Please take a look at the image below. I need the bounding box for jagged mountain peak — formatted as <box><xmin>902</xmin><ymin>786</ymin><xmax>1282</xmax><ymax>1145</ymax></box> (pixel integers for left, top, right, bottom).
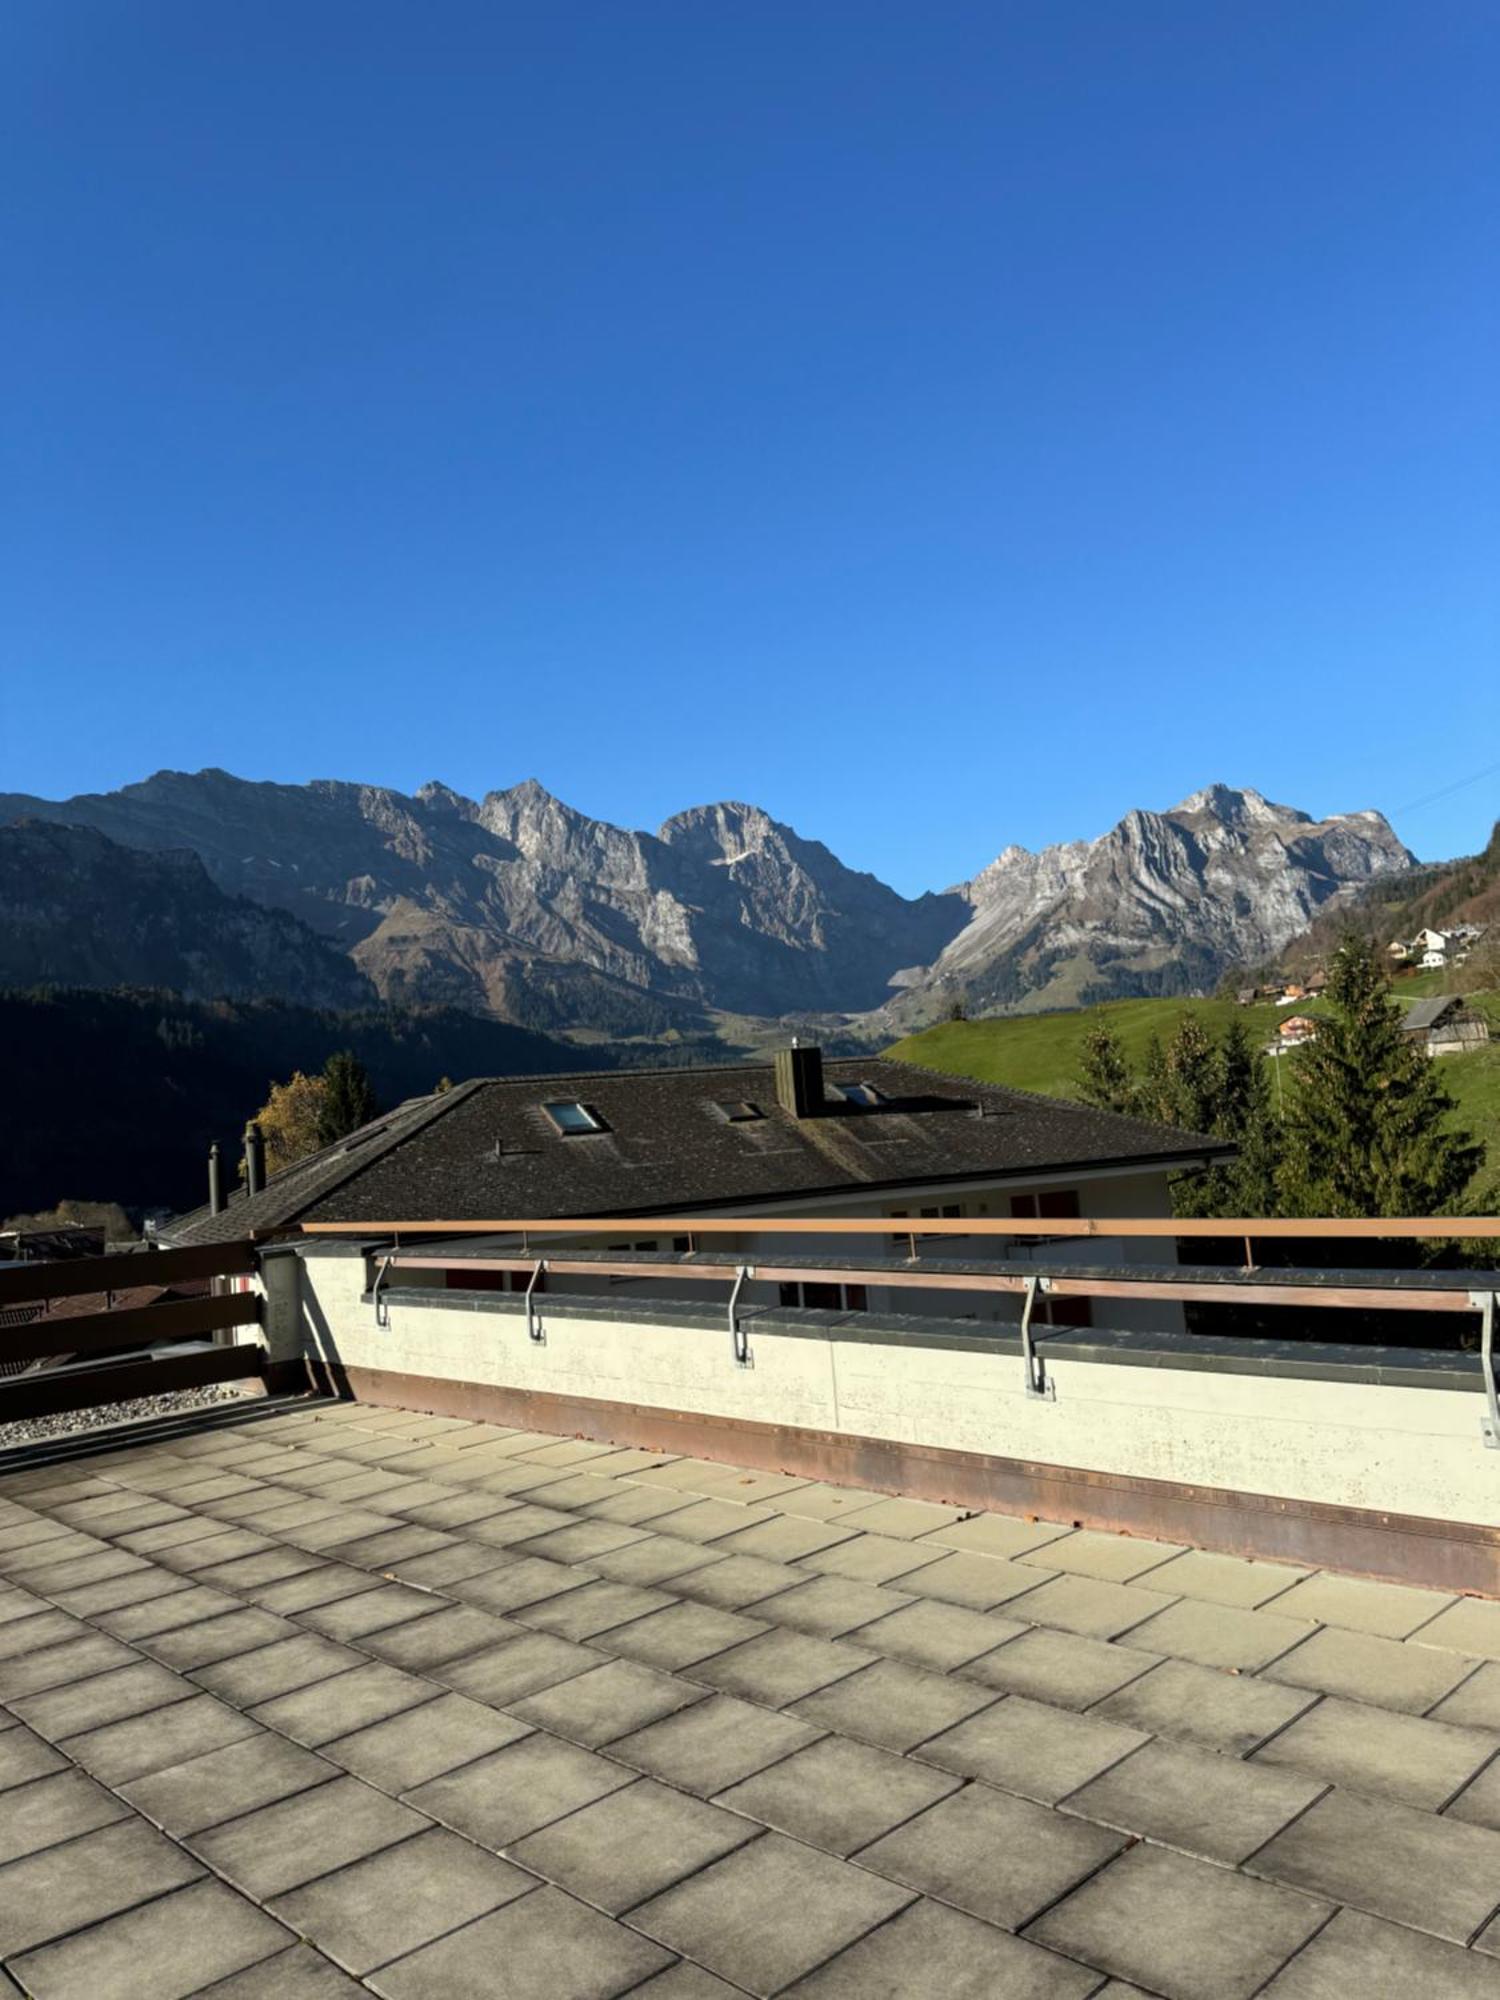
<box><xmin>0</xmin><ymin>765</ymin><xmax>1416</xmax><ymax>1037</ymax></box>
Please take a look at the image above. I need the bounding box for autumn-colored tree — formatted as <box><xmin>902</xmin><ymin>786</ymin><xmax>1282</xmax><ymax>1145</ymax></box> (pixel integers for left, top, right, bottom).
<box><xmin>246</xmin><ymin>1071</ymin><xmax>327</xmax><ymax>1175</ymax></box>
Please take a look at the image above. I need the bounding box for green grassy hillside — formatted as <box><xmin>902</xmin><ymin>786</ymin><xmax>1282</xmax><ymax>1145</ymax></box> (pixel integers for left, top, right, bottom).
<box><xmin>888</xmin><ymin>989</ymin><xmax>1500</xmax><ymax>1190</ymax></box>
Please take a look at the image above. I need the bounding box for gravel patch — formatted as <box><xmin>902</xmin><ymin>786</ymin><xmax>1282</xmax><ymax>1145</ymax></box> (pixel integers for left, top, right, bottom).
<box><xmin>0</xmin><ymin>1382</ymin><xmax>263</xmax><ymax>1452</ymax></box>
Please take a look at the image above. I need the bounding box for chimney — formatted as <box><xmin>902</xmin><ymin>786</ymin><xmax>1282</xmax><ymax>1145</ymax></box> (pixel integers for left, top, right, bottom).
<box><xmin>244</xmin><ymin>1122</ymin><xmax>266</xmax><ymax>1198</ymax></box>
<box><xmin>774</xmin><ymin>1043</ymin><xmax>825</xmax><ymax>1119</ymax></box>
<box><xmin>208</xmin><ymin>1142</ymin><xmax>225</xmax><ymax>1215</ymax></box>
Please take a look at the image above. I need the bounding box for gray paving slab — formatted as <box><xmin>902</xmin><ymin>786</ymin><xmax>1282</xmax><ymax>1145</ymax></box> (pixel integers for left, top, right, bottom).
<box><xmin>193</xmin><ymin>1548</ymin><xmax>324</xmax><ymax>1592</ymax></box>
<box><xmin>515</xmin><ymin>1577</ymin><xmax>677</xmax><ymax>1640</ymax></box>
<box><xmin>588</xmin><ymin>1599</ymin><xmax>770</xmax><ymax>1671</ymax></box>
<box><xmin>322</xmin><ymin>1690</ymin><xmax>532</xmax><ymax>1791</ymax></box>
<box><xmin>606</xmin><ymin>1961</ymin><xmax>746</xmax><ymax>2000</ymax></box>
<box><xmin>406</xmin><ymin>1732</ymin><xmax>636</xmax><ymax>1846</ymax></box>
<box><xmin>916</xmin><ymin>1693</ymin><xmax>1148</xmax><ymax>1804</ymax></box>
<box><xmin>1264</xmin><ymin>1571</ymin><xmax>1457</xmax><ymax>1639</ymax></box>
<box><xmin>6</xmin><ymin>1874</ymin><xmax>292</xmax><ymax>2000</ymax></box>
<box><xmin>1253</xmin><ymin>1694</ymin><xmax>1500</xmax><ymax>1809</ymax></box>
<box><xmin>896</xmin><ymin>1549</ymin><xmax>1058</xmax><ymax>1610</ymax></box>
<box><xmin>120</xmin><ymin>1729</ymin><xmax>337</xmax><ymax>1834</ymax></box>
<box><xmin>296</xmin><ymin>1582</ymin><xmax>440</xmax><ymax>1640</ymax></box>
<box><xmin>11</xmin><ymin>1657</ymin><xmax>192</xmax><ymax>1737</ymax></box>
<box><xmin>783</xmin><ymin>1894</ymin><xmax>1104</xmax><ymax>1999</ymax></box>
<box><xmin>961</xmin><ymin>1625</ymin><xmax>1161</xmax><ymax>1708</ymax></box>
<box><xmin>449</xmin><ymin>1555</ymin><xmax>600</xmax><ymax>1615</ymax></box>
<box><xmin>854</xmin><ymin>1780</ymin><xmax>1127</xmax><ymax>1929</ymax></box>
<box><xmin>789</xmin><ymin>1654</ymin><xmax>999</xmax><ymax>1751</ymax></box>
<box><xmin>188</xmin><ymin>1772</ymin><xmax>429</xmax><ymax>1900</ymax></box>
<box><xmin>95</xmin><ymin>1582</ymin><xmax>240</xmax><ymax>1637</ymax></box>
<box><xmin>1248</xmin><ymin>1784</ymin><xmax>1500</xmax><ymax>1943</ymax></box>
<box><xmin>358</xmin><ymin>1602</ymin><xmax>523</xmax><ymax>1669</ymax></box>
<box><xmin>1028</xmin><ymin>1839</ymin><xmax>1331</xmax><ymax>2000</ymax></box>
<box><xmin>0</xmin><ymin>1720</ymin><xmax>70</xmax><ymax>1789</ymax></box>
<box><xmin>1265</xmin><ymin>1624</ymin><xmax>1477</xmax><ymax>1715</ymax></box>
<box><xmin>854</xmin><ymin>1596</ymin><xmax>1024</xmax><ymax>1671</ymax></box>
<box><xmin>367</xmin><ymin>1883</ymin><xmax>673</xmax><ymax>2000</ymax></box>
<box><xmin>710</xmin><ymin>1514</ymin><xmax>858</xmax><ymax>1565</ymax></box>
<box><xmin>61</xmin><ymin>1687</ymin><xmax>262</xmax><ymax>1784</ymax></box>
<box><xmin>1444</xmin><ymin>1753</ymin><xmax>1500</xmax><ymax>1831</ymax></box>
<box><xmin>0</xmin><ymin>1630</ymin><xmax>140</xmax><ymax>1699</ymax></box>
<box><xmin>192</xmin><ymin>1631</ymin><xmax>367</xmax><ymax>1705</ymax></box>
<box><xmin>1260</xmin><ymin>1905</ymin><xmax>1500</xmax><ymax>1997</ymax></box>
<box><xmin>685</xmin><ymin>1627</ymin><xmax>875</xmax><ymax>1707</ymax></box>
<box><xmin>1019</xmin><ymin>1528</ymin><xmax>1187</xmax><ymax>1584</ymax></box>
<box><xmin>507</xmin><ymin>1521</ymin><xmax>654</xmax><ymax>1566</ymax></box>
<box><xmin>269</xmin><ymin>1826</ymin><xmax>537</xmax><ymax>1975</ymax></box>
<box><xmin>629</xmin><ymin>1830</ymin><xmax>913</xmax><ymax>1997</ymax></box>
<box><xmin>439</xmin><ymin>1631</ymin><xmax>611</xmax><ymax>1704</ymax></box>
<box><xmin>609</xmin><ymin>1690</ymin><xmax>823</xmax><ymax>1797</ymax></box>
<box><xmin>1118</xmin><ymin>1596</ymin><xmax>1311</xmax><ymax>1669</ymax></box>
<box><xmin>507</xmin><ymin>1657</ymin><xmax>706</xmax><ymax>1745</ymax></box>
<box><xmin>1064</xmin><ymin>1735</ymin><xmax>1327</xmax><ymax>1863</ymax></box>
<box><xmin>1431</xmin><ymin>1663</ymin><xmax>1500</xmax><ymax>1731</ymax></box>
<box><xmin>508</xmin><ymin>1775</ymin><xmax>760</xmax><ymax>1914</ymax></box>
<box><xmin>0</xmin><ymin>1814</ymin><xmax>205</xmax><ymax>1958</ymax></box>
<box><xmin>247</xmin><ymin>1563</ymin><xmax>386</xmax><ymax>1613</ymax></box>
<box><xmin>795</xmin><ymin>1531</ymin><xmax>949</xmax><ymax>1584</ymax></box>
<box><xmin>716</xmin><ymin>1731</ymin><xmax>961</xmax><ymax>1854</ymax></box>
<box><xmin>0</xmin><ymin>1764</ymin><xmax>132</xmax><ymax>1863</ymax></box>
<box><xmin>1405</xmin><ymin>1596</ymin><xmax>1500</xmax><ymax>1661</ymax></box>
<box><xmin>744</xmin><ymin>1572</ymin><xmax>911</xmax><ymax>1638</ymax></box>
<box><xmin>1093</xmin><ymin>1655</ymin><xmax>1322</xmax><ymax>1754</ymax></box>
<box><xmin>669</xmin><ymin>1553</ymin><xmax>804</xmax><ymax>1610</ymax></box>
<box><xmin>50</xmin><ymin>1565</ymin><xmax>195</xmax><ymax>1615</ymax></box>
<box><xmin>248</xmin><ymin>1663</ymin><xmax>440</xmax><ymax>1746</ymax></box>
<box><xmin>141</xmin><ymin>1606</ymin><xmax>300</xmax><ymax>1670</ymax></box>
<box><xmin>586</xmin><ymin>1534</ymin><xmax>738</xmax><ymax>1587</ymax></box>
<box><xmin>0</xmin><ymin>1607</ymin><xmax>80</xmax><ymax>1658</ymax></box>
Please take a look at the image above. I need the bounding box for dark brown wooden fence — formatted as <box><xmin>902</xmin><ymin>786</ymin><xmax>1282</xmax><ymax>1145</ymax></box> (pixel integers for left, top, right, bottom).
<box><xmin>0</xmin><ymin>1242</ymin><xmax>266</xmax><ymax>1423</ymax></box>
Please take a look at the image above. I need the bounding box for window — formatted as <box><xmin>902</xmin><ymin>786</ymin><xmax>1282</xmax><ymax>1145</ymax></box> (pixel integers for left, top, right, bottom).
<box><xmin>839</xmin><ymin>1082</ymin><xmax>886</xmax><ymax>1107</ymax></box>
<box><xmin>716</xmin><ymin>1101</ymin><xmax>763</xmax><ymax>1122</ymax></box>
<box><xmin>779</xmin><ymin>1281</ymin><xmax>868</xmax><ymax>1312</ymax></box>
<box><xmin>1010</xmin><ymin>1190</ymin><xmax>1081</xmax><ymax>1222</ymax></box>
<box><xmin>543</xmin><ymin>1101</ymin><xmax>608</xmax><ymax>1136</ymax></box>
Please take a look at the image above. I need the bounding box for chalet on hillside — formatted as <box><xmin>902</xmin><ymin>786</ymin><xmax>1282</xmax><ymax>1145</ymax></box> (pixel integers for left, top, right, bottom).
<box><xmin>1400</xmin><ymin>996</ymin><xmax>1491</xmax><ymax>1057</ymax></box>
<box><xmin>1276</xmin><ymin>1015</ymin><xmax>1319</xmax><ymax>1046</ymax></box>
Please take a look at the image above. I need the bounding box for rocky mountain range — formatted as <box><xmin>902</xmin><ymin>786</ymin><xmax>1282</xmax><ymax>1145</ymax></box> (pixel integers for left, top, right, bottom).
<box><xmin>0</xmin><ymin>770</ymin><xmax>1415</xmax><ymax>1044</ymax></box>
<box><xmin>0</xmin><ymin>819</ymin><xmax>374</xmax><ymax>1009</ymax></box>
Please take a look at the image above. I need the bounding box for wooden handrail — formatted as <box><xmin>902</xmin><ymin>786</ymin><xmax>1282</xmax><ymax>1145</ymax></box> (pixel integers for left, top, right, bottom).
<box><xmin>0</xmin><ymin>1240</ymin><xmax>255</xmax><ymax>1310</ymax></box>
<box><xmin>301</xmin><ymin>1215</ymin><xmax>1500</xmax><ymax>1240</ymax></box>
<box><xmin>4</xmin><ymin>1290</ymin><xmax>264</xmax><ymax>1365</ymax></box>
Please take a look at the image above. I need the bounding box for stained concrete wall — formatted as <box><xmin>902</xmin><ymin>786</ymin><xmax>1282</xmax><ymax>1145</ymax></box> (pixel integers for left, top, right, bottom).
<box><xmin>290</xmin><ymin>1245</ymin><xmax>1499</xmax><ymax>1535</ymax></box>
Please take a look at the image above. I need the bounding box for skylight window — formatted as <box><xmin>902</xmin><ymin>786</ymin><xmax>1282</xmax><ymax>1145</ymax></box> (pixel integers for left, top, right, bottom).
<box><xmin>543</xmin><ymin>1100</ymin><xmax>608</xmax><ymax>1136</ymax></box>
<box><xmin>716</xmin><ymin>1101</ymin><xmax>764</xmax><ymax>1122</ymax></box>
<box><xmin>839</xmin><ymin>1082</ymin><xmax>887</xmax><ymax>1107</ymax></box>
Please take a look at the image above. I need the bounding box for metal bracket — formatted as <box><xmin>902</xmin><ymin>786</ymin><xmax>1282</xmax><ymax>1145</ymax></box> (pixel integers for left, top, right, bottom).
<box><xmin>728</xmin><ymin>1265</ymin><xmax>755</xmax><ymax>1368</ymax></box>
<box><xmin>372</xmin><ymin>1255</ymin><xmax>392</xmax><ymax>1329</ymax></box>
<box><xmin>1475</xmin><ymin>1291</ymin><xmax>1499</xmax><ymax>1450</ymax></box>
<box><xmin>525</xmin><ymin>1260</ymin><xmax>548</xmax><ymax>1345</ymax></box>
<box><xmin>1020</xmin><ymin>1274</ymin><xmax>1055</xmax><ymax>1401</ymax></box>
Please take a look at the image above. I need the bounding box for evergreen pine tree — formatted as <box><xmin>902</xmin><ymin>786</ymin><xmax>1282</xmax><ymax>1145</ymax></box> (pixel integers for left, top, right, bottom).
<box><xmin>1165</xmin><ymin>1015</ymin><xmax>1218</xmax><ymax>1134</ymax></box>
<box><xmin>317</xmin><ymin>1051</ymin><xmax>378</xmax><ymax>1147</ymax></box>
<box><xmin>1282</xmin><ymin>934</ymin><xmax>1481</xmax><ymax>1216</ymax></box>
<box><xmin>1135</xmin><ymin>1033</ymin><xmax>1174</xmax><ymax>1125</ymax></box>
<box><xmin>1078</xmin><ymin>1020</ymin><xmax>1136</xmax><ymax>1116</ymax></box>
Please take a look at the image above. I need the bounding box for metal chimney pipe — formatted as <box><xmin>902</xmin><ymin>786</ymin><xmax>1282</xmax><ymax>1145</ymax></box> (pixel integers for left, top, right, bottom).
<box><xmin>208</xmin><ymin>1143</ymin><xmax>225</xmax><ymax>1215</ymax></box>
<box><xmin>244</xmin><ymin>1122</ymin><xmax>266</xmax><ymax>1198</ymax></box>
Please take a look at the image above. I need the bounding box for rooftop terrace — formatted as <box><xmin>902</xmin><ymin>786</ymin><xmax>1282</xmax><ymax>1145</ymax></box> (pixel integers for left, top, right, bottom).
<box><xmin>4</xmin><ymin>1398</ymin><xmax>1500</xmax><ymax>1998</ymax></box>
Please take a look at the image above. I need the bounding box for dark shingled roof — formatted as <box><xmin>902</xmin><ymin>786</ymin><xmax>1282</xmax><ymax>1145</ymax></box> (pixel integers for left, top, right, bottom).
<box><xmin>1401</xmin><ymin>996</ymin><xmax>1463</xmax><ymax>1033</ymax></box>
<box><xmin>165</xmin><ymin>1055</ymin><xmax>1231</xmax><ymax>1245</ymax></box>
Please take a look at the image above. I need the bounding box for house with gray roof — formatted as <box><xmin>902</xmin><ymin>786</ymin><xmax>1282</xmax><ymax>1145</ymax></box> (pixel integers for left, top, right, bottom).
<box><xmin>165</xmin><ymin>1045</ymin><xmax>1229</xmax><ymax>1335</ymax></box>
<box><xmin>1400</xmin><ymin>995</ymin><xmax>1492</xmax><ymax>1056</ymax></box>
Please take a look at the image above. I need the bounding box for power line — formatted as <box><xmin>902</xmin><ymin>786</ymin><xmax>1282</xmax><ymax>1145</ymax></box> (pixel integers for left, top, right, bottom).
<box><xmin>1389</xmin><ymin>758</ymin><xmax>1500</xmax><ymax>821</ymax></box>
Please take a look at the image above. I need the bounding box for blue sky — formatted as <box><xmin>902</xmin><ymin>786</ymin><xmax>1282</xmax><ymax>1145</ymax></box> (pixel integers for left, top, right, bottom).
<box><xmin>4</xmin><ymin>1</ymin><xmax>1497</xmax><ymax>894</ymax></box>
